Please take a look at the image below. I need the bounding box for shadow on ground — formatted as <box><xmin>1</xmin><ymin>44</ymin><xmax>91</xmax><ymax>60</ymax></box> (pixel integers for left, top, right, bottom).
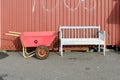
<box><xmin>0</xmin><ymin>52</ymin><xmax>9</xmax><ymax>60</ymax></box>
<box><xmin>0</xmin><ymin>74</ymin><xmax>8</xmax><ymax>80</ymax></box>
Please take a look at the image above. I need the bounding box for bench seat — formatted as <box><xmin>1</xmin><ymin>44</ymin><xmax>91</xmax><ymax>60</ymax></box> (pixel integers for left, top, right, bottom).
<box><xmin>61</xmin><ymin>38</ymin><xmax>104</xmax><ymax>45</ymax></box>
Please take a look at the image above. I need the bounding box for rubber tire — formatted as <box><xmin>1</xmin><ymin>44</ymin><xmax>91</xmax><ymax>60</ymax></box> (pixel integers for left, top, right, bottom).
<box><xmin>35</xmin><ymin>46</ymin><xmax>49</xmax><ymax>60</ymax></box>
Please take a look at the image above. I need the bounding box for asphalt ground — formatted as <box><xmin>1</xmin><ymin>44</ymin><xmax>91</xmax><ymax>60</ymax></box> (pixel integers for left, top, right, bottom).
<box><xmin>0</xmin><ymin>51</ymin><xmax>120</xmax><ymax>80</ymax></box>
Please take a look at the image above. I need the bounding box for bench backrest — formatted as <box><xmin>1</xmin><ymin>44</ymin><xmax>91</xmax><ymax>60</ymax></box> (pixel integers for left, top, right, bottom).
<box><xmin>59</xmin><ymin>26</ymin><xmax>100</xmax><ymax>39</ymax></box>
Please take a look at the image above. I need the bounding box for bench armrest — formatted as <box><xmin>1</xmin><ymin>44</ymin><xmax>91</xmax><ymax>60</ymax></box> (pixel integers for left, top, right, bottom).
<box><xmin>99</xmin><ymin>31</ymin><xmax>105</xmax><ymax>41</ymax></box>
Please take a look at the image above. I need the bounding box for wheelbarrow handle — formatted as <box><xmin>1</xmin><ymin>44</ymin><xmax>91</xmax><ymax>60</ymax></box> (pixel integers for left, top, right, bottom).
<box><xmin>8</xmin><ymin>31</ymin><xmax>22</xmax><ymax>35</ymax></box>
<box><xmin>5</xmin><ymin>33</ymin><xmax>20</xmax><ymax>37</ymax></box>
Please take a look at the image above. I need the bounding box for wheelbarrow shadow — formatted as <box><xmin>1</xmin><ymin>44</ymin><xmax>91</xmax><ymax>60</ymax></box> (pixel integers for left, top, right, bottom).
<box><xmin>49</xmin><ymin>34</ymin><xmax>61</xmax><ymax>56</ymax></box>
<box><xmin>13</xmin><ymin>37</ymin><xmax>23</xmax><ymax>57</ymax></box>
<box><xmin>0</xmin><ymin>52</ymin><xmax>9</xmax><ymax>60</ymax></box>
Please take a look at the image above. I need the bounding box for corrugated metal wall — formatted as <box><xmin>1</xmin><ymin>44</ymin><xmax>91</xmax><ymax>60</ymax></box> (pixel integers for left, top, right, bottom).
<box><xmin>0</xmin><ymin>0</ymin><xmax>1</xmax><ymax>48</ymax></box>
<box><xmin>0</xmin><ymin>0</ymin><xmax>120</xmax><ymax>50</ymax></box>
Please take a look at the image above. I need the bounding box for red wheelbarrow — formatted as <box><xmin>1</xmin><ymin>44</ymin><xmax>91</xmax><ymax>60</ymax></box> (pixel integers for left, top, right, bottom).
<box><xmin>6</xmin><ymin>31</ymin><xmax>57</xmax><ymax>60</ymax></box>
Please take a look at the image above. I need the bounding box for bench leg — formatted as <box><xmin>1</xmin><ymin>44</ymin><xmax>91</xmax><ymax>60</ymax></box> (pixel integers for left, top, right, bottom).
<box><xmin>59</xmin><ymin>43</ymin><xmax>63</xmax><ymax>56</ymax></box>
<box><xmin>59</xmin><ymin>43</ymin><xmax>61</xmax><ymax>53</ymax></box>
<box><xmin>103</xmin><ymin>44</ymin><xmax>105</xmax><ymax>56</ymax></box>
<box><xmin>98</xmin><ymin>44</ymin><xmax>100</xmax><ymax>52</ymax></box>
<box><xmin>60</xmin><ymin>44</ymin><xmax>63</xmax><ymax>56</ymax></box>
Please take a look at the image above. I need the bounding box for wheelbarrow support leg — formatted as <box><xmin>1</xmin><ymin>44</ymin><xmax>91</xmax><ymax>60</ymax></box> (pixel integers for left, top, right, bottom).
<box><xmin>22</xmin><ymin>47</ymin><xmax>35</xmax><ymax>58</ymax></box>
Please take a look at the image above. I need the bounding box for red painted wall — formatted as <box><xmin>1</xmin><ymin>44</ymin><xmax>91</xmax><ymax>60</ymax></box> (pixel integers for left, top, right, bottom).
<box><xmin>0</xmin><ymin>0</ymin><xmax>120</xmax><ymax>50</ymax></box>
<box><xmin>0</xmin><ymin>0</ymin><xmax>1</xmax><ymax>48</ymax></box>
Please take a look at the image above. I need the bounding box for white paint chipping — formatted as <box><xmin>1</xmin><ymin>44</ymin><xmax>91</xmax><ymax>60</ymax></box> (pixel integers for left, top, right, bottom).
<box><xmin>42</xmin><ymin>0</ymin><xmax>59</xmax><ymax>12</ymax></box>
<box><xmin>32</xmin><ymin>0</ymin><xmax>37</xmax><ymax>13</ymax></box>
<box><xmin>32</xmin><ymin>0</ymin><xmax>96</xmax><ymax>12</ymax></box>
<box><xmin>64</xmin><ymin>0</ymin><xmax>81</xmax><ymax>11</ymax></box>
<box><xmin>81</xmin><ymin>0</ymin><xmax>96</xmax><ymax>11</ymax></box>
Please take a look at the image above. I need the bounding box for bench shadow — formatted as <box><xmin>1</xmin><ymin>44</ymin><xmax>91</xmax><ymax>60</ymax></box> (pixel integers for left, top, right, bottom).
<box><xmin>107</xmin><ymin>0</ymin><xmax>120</xmax><ymax>47</ymax></box>
<box><xmin>107</xmin><ymin>1</ymin><xmax>120</xmax><ymax>24</ymax></box>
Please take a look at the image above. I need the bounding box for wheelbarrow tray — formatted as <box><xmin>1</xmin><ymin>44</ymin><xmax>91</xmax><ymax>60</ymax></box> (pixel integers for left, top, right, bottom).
<box><xmin>5</xmin><ymin>31</ymin><xmax>57</xmax><ymax>59</ymax></box>
<box><xmin>20</xmin><ymin>31</ymin><xmax>57</xmax><ymax>47</ymax></box>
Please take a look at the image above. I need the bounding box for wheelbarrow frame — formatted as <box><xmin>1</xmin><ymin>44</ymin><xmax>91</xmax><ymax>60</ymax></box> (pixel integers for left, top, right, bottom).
<box><xmin>6</xmin><ymin>31</ymin><xmax>57</xmax><ymax>59</ymax></box>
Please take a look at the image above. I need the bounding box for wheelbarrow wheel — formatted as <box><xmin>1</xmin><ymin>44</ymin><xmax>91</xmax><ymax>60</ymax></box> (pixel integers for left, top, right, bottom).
<box><xmin>35</xmin><ymin>46</ymin><xmax>49</xmax><ymax>60</ymax></box>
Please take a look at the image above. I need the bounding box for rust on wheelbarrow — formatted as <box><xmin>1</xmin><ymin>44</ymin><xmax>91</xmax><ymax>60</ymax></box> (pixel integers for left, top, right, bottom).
<box><xmin>6</xmin><ymin>31</ymin><xmax>57</xmax><ymax>60</ymax></box>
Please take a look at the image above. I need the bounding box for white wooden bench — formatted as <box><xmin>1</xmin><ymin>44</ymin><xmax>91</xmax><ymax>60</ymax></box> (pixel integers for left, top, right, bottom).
<box><xmin>59</xmin><ymin>26</ymin><xmax>106</xmax><ymax>56</ymax></box>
